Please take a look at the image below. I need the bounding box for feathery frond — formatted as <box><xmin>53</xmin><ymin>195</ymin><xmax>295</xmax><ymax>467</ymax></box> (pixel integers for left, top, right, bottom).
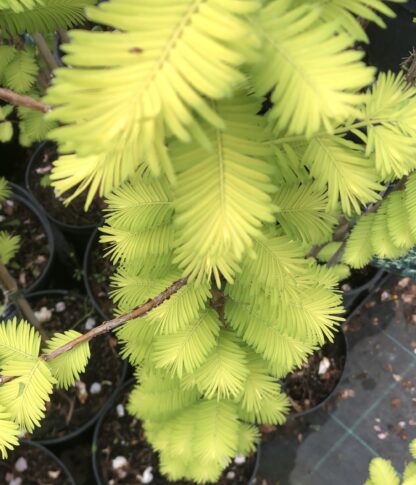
<box><xmin>0</xmin><ymin>0</ymin><xmax>43</xmax><ymax>12</ymax></box>
<box><xmin>274</xmin><ymin>183</ymin><xmax>338</xmax><ymax>244</ymax></box>
<box><xmin>304</xmin><ymin>134</ymin><xmax>382</xmax><ymax>215</ymax></box>
<box><xmin>364</xmin><ymin>72</ymin><xmax>416</xmax><ymax>179</ymax></box>
<box><xmin>189</xmin><ymin>330</ymin><xmax>249</xmax><ymax>399</ymax></box>
<box><xmin>343</xmin><ymin>213</ymin><xmax>376</xmax><ymax>268</ymax></box>
<box><xmin>238</xmin><ymin>352</ymin><xmax>289</xmax><ymax>424</ymax></box>
<box><xmin>386</xmin><ymin>191</ymin><xmax>415</xmax><ymax>249</ymax></box>
<box><xmin>405</xmin><ymin>173</ymin><xmax>416</xmax><ymax>239</ymax></box>
<box><xmin>0</xmin><ymin>318</ymin><xmax>40</xmax><ymax>363</ymax></box>
<box><xmin>172</xmin><ymin>95</ymin><xmax>276</xmax><ymax>284</ymax></box>
<box><xmin>47</xmin><ymin>0</ymin><xmax>260</xmax><ymax>196</ymax></box>
<box><xmin>128</xmin><ymin>368</ymin><xmax>199</xmax><ymax>421</ymax></box>
<box><xmin>0</xmin><ymin>0</ymin><xmax>93</xmax><ymax>36</ymax></box>
<box><xmin>2</xmin><ymin>48</ymin><xmax>38</xmax><ymax>94</ymax></box>
<box><xmin>0</xmin><ymin>404</ymin><xmax>19</xmax><ymax>459</ymax></box>
<box><xmin>251</xmin><ymin>0</ymin><xmax>374</xmax><ymax>137</ymax></box>
<box><xmin>44</xmin><ymin>330</ymin><xmax>90</xmax><ymax>389</ymax></box>
<box><xmin>300</xmin><ymin>0</ymin><xmax>400</xmax><ymax>43</ymax></box>
<box><xmin>366</xmin><ymin>458</ymin><xmax>400</xmax><ymax>485</ymax></box>
<box><xmin>152</xmin><ymin>309</ymin><xmax>220</xmax><ymax>378</ymax></box>
<box><xmin>0</xmin><ymin>176</ymin><xmax>11</xmax><ymax>201</ymax></box>
<box><xmin>0</xmin><ymin>232</ymin><xmax>20</xmax><ymax>264</ymax></box>
<box><xmin>193</xmin><ymin>400</ymin><xmax>239</xmax><ymax>465</ymax></box>
<box><xmin>18</xmin><ymin>105</ymin><xmax>57</xmax><ymax>146</ymax></box>
<box><xmin>0</xmin><ymin>358</ymin><xmax>54</xmax><ymax>432</ymax></box>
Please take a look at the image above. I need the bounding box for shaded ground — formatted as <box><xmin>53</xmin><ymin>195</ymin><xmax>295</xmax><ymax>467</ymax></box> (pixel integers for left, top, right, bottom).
<box><xmin>257</xmin><ymin>275</ymin><xmax>416</xmax><ymax>484</ymax></box>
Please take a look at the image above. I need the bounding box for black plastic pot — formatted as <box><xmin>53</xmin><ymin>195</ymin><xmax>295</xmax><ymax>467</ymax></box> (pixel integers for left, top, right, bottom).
<box><xmin>342</xmin><ymin>267</ymin><xmax>385</xmax><ymax>313</ymax></box>
<box><xmin>3</xmin><ymin>183</ymin><xmax>55</xmax><ymax>294</ymax></box>
<box><xmin>3</xmin><ymin>440</ymin><xmax>76</xmax><ymax>485</ymax></box>
<box><xmin>284</xmin><ymin>327</ymin><xmax>348</xmax><ymax>419</ymax></box>
<box><xmin>92</xmin><ymin>379</ymin><xmax>261</xmax><ymax>485</ymax></box>
<box><xmin>20</xmin><ymin>289</ymin><xmax>127</xmax><ymax>446</ymax></box>
<box><xmin>25</xmin><ymin>142</ymin><xmax>101</xmax><ymax>236</ymax></box>
<box><xmin>83</xmin><ymin>228</ymin><xmax>114</xmax><ymax>321</ymax></box>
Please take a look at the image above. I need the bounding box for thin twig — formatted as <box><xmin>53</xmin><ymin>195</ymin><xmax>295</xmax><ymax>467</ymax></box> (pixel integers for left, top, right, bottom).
<box><xmin>0</xmin><ymin>276</ymin><xmax>188</xmax><ymax>385</ymax></box>
<box><xmin>32</xmin><ymin>32</ymin><xmax>59</xmax><ymax>72</ymax></box>
<box><xmin>0</xmin><ymin>263</ymin><xmax>43</xmax><ymax>334</ymax></box>
<box><xmin>0</xmin><ymin>88</ymin><xmax>49</xmax><ymax>113</ymax></box>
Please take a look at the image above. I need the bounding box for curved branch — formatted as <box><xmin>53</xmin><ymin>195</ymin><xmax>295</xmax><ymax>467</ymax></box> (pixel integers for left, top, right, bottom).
<box><xmin>0</xmin><ymin>88</ymin><xmax>50</xmax><ymax>113</ymax></box>
<box><xmin>0</xmin><ymin>276</ymin><xmax>188</xmax><ymax>385</ymax></box>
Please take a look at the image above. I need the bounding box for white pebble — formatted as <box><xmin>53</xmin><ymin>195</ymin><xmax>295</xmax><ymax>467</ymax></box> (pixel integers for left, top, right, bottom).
<box><xmin>116</xmin><ymin>404</ymin><xmax>125</xmax><ymax>417</ymax></box>
<box><xmin>90</xmin><ymin>382</ymin><xmax>102</xmax><ymax>395</ymax></box>
<box><xmin>85</xmin><ymin>317</ymin><xmax>96</xmax><ymax>330</ymax></box>
<box><xmin>14</xmin><ymin>457</ymin><xmax>27</xmax><ymax>473</ymax></box>
<box><xmin>112</xmin><ymin>456</ymin><xmax>128</xmax><ymax>470</ymax></box>
<box><xmin>140</xmin><ymin>466</ymin><xmax>154</xmax><ymax>484</ymax></box>
<box><xmin>234</xmin><ymin>455</ymin><xmax>246</xmax><ymax>465</ymax></box>
<box><xmin>9</xmin><ymin>478</ymin><xmax>22</xmax><ymax>485</ymax></box>
<box><xmin>0</xmin><ymin>215</ymin><xmax>5</xmax><ymax>222</ymax></box>
<box><xmin>55</xmin><ymin>301</ymin><xmax>66</xmax><ymax>312</ymax></box>
<box><xmin>378</xmin><ymin>432</ymin><xmax>388</xmax><ymax>440</ymax></box>
<box><xmin>226</xmin><ymin>471</ymin><xmax>236</xmax><ymax>480</ymax></box>
<box><xmin>34</xmin><ymin>306</ymin><xmax>52</xmax><ymax>323</ymax></box>
<box><xmin>381</xmin><ymin>291</ymin><xmax>390</xmax><ymax>301</ymax></box>
<box><xmin>318</xmin><ymin>357</ymin><xmax>331</xmax><ymax>375</ymax></box>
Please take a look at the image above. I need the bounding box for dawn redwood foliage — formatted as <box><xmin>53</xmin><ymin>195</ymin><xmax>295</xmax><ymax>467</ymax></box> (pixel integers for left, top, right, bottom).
<box><xmin>2</xmin><ymin>0</ymin><xmax>416</xmax><ymax>482</ymax></box>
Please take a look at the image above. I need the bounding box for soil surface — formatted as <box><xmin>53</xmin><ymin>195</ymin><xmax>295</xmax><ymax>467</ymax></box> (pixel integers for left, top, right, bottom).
<box><xmin>87</xmin><ymin>238</ymin><xmax>116</xmax><ymax>319</ymax></box>
<box><xmin>0</xmin><ymin>195</ymin><xmax>49</xmax><ymax>290</ymax></box>
<box><xmin>28</xmin><ymin>143</ymin><xmax>105</xmax><ymax>227</ymax></box>
<box><xmin>284</xmin><ymin>334</ymin><xmax>346</xmax><ymax>414</ymax></box>
<box><xmin>0</xmin><ymin>443</ymin><xmax>72</xmax><ymax>484</ymax></box>
<box><xmin>341</xmin><ymin>266</ymin><xmax>378</xmax><ymax>292</ymax></box>
<box><xmin>25</xmin><ymin>292</ymin><xmax>124</xmax><ymax>441</ymax></box>
<box><xmin>96</xmin><ymin>384</ymin><xmax>257</xmax><ymax>485</ymax></box>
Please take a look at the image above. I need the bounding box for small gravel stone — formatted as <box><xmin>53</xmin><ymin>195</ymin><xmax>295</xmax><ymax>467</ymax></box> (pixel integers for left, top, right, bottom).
<box><xmin>139</xmin><ymin>466</ymin><xmax>154</xmax><ymax>483</ymax></box>
<box><xmin>234</xmin><ymin>455</ymin><xmax>246</xmax><ymax>465</ymax></box>
<box><xmin>90</xmin><ymin>382</ymin><xmax>102</xmax><ymax>395</ymax></box>
<box><xmin>381</xmin><ymin>291</ymin><xmax>390</xmax><ymax>301</ymax></box>
<box><xmin>14</xmin><ymin>457</ymin><xmax>28</xmax><ymax>473</ymax></box>
<box><xmin>377</xmin><ymin>432</ymin><xmax>388</xmax><ymax>440</ymax></box>
<box><xmin>318</xmin><ymin>357</ymin><xmax>331</xmax><ymax>375</ymax></box>
<box><xmin>9</xmin><ymin>478</ymin><xmax>22</xmax><ymax>485</ymax></box>
<box><xmin>34</xmin><ymin>306</ymin><xmax>52</xmax><ymax>323</ymax></box>
<box><xmin>85</xmin><ymin>317</ymin><xmax>96</xmax><ymax>330</ymax></box>
<box><xmin>75</xmin><ymin>381</ymin><xmax>88</xmax><ymax>404</ymax></box>
<box><xmin>116</xmin><ymin>404</ymin><xmax>125</xmax><ymax>418</ymax></box>
<box><xmin>47</xmin><ymin>470</ymin><xmax>61</xmax><ymax>479</ymax></box>
<box><xmin>226</xmin><ymin>471</ymin><xmax>236</xmax><ymax>480</ymax></box>
<box><xmin>112</xmin><ymin>456</ymin><xmax>128</xmax><ymax>470</ymax></box>
<box><xmin>55</xmin><ymin>301</ymin><xmax>66</xmax><ymax>312</ymax></box>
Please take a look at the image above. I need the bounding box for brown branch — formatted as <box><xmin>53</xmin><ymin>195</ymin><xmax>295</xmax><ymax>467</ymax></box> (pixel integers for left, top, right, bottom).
<box><xmin>32</xmin><ymin>32</ymin><xmax>59</xmax><ymax>73</ymax></box>
<box><xmin>0</xmin><ymin>263</ymin><xmax>42</xmax><ymax>333</ymax></box>
<box><xmin>0</xmin><ymin>276</ymin><xmax>188</xmax><ymax>385</ymax></box>
<box><xmin>0</xmin><ymin>88</ymin><xmax>49</xmax><ymax>113</ymax></box>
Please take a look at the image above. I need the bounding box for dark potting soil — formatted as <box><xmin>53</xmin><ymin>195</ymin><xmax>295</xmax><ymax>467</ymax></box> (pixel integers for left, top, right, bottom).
<box><xmin>341</xmin><ymin>266</ymin><xmax>377</xmax><ymax>292</ymax></box>
<box><xmin>284</xmin><ymin>337</ymin><xmax>346</xmax><ymax>414</ymax></box>
<box><xmin>97</xmin><ymin>385</ymin><xmax>256</xmax><ymax>485</ymax></box>
<box><xmin>0</xmin><ymin>196</ymin><xmax>49</xmax><ymax>289</ymax></box>
<box><xmin>28</xmin><ymin>144</ymin><xmax>105</xmax><ymax>226</ymax></box>
<box><xmin>26</xmin><ymin>292</ymin><xmax>124</xmax><ymax>441</ymax></box>
<box><xmin>88</xmin><ymin>240</ymin><xmax>116</xmax><ymax>318</ymax></box>
<box><xmin>0</xmin><ymin>443</ymin><xmax>72</xmax><ymax>484</ymax></box>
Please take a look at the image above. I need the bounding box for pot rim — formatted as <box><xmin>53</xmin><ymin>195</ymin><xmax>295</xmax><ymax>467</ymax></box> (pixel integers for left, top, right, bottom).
<box><xmin>6</xmin><ymin>183</ymin><xmax>55</xmax><ymax>294</ymax></box>
<box><xmin>17</xmin><ymin>439</ymin><xmax>76</xmax><ymax>485</ymax></box>
<box><xmin>83</xmin><ymin>227</ymin><xmax>113</xmax><ymax>321</ymax></box>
